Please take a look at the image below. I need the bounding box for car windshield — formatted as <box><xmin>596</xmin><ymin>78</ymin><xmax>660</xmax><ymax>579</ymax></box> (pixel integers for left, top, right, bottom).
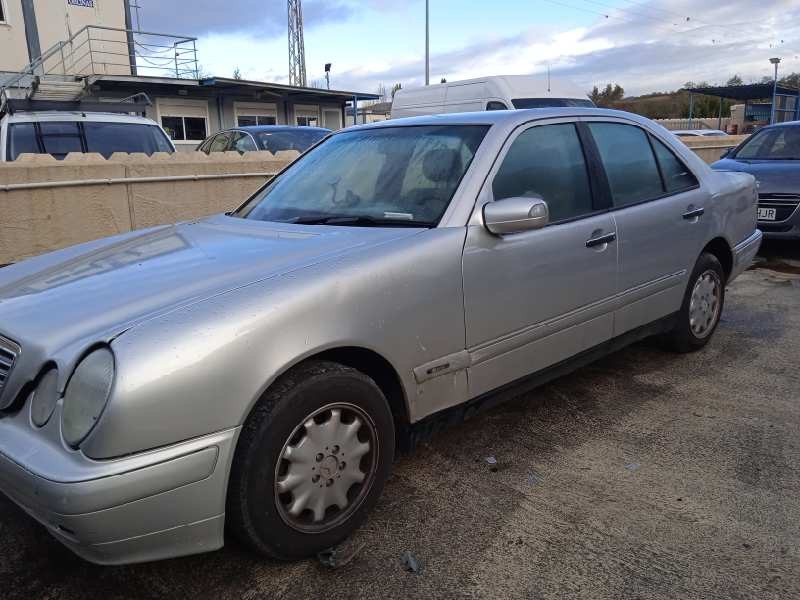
<box><xmin>512</xmin><ymin>98</ymin><xmax>594</xmax><ymax>109</ymax></box>
<box><xmin>254</xmin><ymin>129</ymin><xmax>329</xmax><ymax>153</ymax></box>
<box><xmin>236</xmin><ymin>125</ymin><xmax>489</xmax><ymax>227</ymax></box>
<box><xmin>734</xmin><ymin>125</ymin><xmax>800</xmax><ymax>160</ymax></box>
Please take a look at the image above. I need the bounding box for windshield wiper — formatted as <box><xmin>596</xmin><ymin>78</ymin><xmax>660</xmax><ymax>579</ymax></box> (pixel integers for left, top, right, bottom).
<box><xmin>287</xmin><ymin>215</ymin><xmax>433</xmax><ymax>228</ymax></box>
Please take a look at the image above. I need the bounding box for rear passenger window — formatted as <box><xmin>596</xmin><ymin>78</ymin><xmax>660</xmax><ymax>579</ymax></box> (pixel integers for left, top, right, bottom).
<box><xmin>209</xmin><ymin>133</ymin><xmax>231</xmax><ymax>152</ymax></box>
<box><xmin>492</xmin><ymin>123</ymin><xmax>593</xmax><ymax>223</ymax></box>
<box><xmin>486</xmin><ymin>101</ymin><xmax>507</xmax><ymax>111</ymax></box>
<box><xmin>650</xmin><ymin>136</ymin><xmax>698</xmax><ymax>193</ymax></box>
<box><xmin>588</xmin><ymin>123</ymin><xmax>663</xmax><ymax>206</ymax></box>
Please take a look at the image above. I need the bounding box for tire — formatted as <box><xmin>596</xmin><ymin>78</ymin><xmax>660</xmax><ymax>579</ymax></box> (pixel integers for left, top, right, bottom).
<box><xmin>665</xmin><ymin>252</ymin><xmax>726</xmax><ymax>353</ymax></box>
<box><xmin>226</xmin><ymin>360</ymin><xmax>395</xmax><ymax>559</ymax></box>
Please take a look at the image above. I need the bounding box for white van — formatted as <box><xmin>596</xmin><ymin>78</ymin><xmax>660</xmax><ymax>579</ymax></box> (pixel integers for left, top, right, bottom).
<box><xmin>390</xmin><ymin>75</ymin><xmax>593</xmax><ymax>119</ymax></box>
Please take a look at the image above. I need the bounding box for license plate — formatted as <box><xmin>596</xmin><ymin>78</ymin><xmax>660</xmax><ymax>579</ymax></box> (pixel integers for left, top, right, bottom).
<box><xmin>758</xmin><ymin>207</ymin><xmax>777</xmax><ymax>221</ymax></box>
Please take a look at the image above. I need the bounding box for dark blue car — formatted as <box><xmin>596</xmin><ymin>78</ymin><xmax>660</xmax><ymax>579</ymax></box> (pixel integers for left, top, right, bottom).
<box><xmin>197</xmin><ymin>125</ymin><xmax>330</xmax><ymax>155</ymax></box>
<box><xmin>712</xmin><ymin>121</ymin><xmax>800</xmax><ymax>239</ymax></box>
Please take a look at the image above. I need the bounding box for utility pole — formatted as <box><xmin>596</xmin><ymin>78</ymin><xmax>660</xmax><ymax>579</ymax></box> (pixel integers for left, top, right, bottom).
<box><xmin>425</xmin><ymin>0</ymin><xmax>429</xmax><ymax>85</ymax></box>
<box><xmin>770</xmin><ymin>57</ymin><xmax>781</xmax><ymax>125</ymax></box>
<box><xmin>288</xmin><ymin>0</ymin><xmax>307</xmax><ymax>87</ymax></box>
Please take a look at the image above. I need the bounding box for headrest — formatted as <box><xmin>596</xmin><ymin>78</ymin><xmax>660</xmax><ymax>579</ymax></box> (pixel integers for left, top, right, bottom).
<box><xmin>422</xmin><ymin>148</ymin><xmax>462</xmax><ymax>183</ymax></box>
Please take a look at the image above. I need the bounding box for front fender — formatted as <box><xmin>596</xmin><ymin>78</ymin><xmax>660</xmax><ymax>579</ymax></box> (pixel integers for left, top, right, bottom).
<box><xmin>82</xmin><ymin>228</ymin><xmax>468</xmax><ymax>459</ymax></box>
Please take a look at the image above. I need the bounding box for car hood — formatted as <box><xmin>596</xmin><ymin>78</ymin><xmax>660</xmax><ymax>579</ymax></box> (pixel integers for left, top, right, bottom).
<box><xmin>0</xmin><ymin>214</ymin><xmax>423</xmax><ymax>353</ymax></box>
<box><xmin>712</xmin><ymin>158</ymin><xmax>800</xmax><ymax>194</ymax></box>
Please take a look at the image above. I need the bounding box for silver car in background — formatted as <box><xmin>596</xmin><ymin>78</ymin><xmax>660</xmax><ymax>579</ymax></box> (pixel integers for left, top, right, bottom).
<box><xmin>0</xmin><ymin>108</ymin><xmax>761</xmax><ymax>565</ymax></box>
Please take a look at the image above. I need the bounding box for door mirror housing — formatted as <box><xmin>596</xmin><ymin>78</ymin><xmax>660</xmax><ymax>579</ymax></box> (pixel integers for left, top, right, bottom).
<box><xmin>483</xmin><ymin>196</ymin><xmax>549</xmax><ymax>235</ymax></box>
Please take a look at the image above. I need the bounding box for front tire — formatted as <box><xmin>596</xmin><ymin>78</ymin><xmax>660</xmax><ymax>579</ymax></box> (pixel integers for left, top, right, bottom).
<box><xmin>666</xmin><ymin>252</ymin><xmax>725</xmax><ymax>353</ymax></box>
<box><xmin>227</xmin><ymin>360</ymin><xmax>395</xmax><ymax>559</ymax></box>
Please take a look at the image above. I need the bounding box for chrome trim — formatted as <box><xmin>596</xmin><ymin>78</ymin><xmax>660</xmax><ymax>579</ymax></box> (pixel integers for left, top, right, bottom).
<box><xmin>0</xmin><ymin>334</ymin><xmax>21</xmax><ymax>401</ymax></box>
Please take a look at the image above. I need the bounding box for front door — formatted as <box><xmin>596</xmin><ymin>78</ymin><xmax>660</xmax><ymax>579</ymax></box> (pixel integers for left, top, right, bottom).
<box><xmin>582</xmin><ymin>120</ymin><xmax>711</xmax><ymax>335</ymax></box>
<box><xmin>462</xmin><ymin>119</ymin><xmax>619</xmax><ymax>398</ymax></box>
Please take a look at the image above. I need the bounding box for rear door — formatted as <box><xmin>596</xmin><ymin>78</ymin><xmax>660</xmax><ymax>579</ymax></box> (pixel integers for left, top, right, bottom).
<box><xmin>582</xmin><ymin>119</ymin><xmax>709</xmax><ymax>335</ymax></box>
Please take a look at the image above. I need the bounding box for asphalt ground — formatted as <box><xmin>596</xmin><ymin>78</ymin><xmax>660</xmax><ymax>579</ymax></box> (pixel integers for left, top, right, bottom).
<box><xmin>2</xmin><ymin>240</ymin><xmax>799</xmax><ymax>600</ymax></box>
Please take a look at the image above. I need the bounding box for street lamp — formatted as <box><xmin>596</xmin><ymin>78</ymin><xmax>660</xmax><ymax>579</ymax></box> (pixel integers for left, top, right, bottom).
<box><xmin>324</xmin><ymin>63</ymin><xmax>332</xmax><ymax>90</ymax></box>
<box><xmin>425</xmin><ymin>0</ymin><xmax>430</xmax><ymax>86</ymax></box>
<box><xmin>770</xmin><ymin>57</ymin><xmax>781</xmax><ymax>124</ymax></box>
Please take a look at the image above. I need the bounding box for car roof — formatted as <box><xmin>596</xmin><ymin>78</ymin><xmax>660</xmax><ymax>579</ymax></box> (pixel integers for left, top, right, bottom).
<box><xmin>344</xmin><ymin>107</ymin><xmax>655</xmax><ymax>131</ymax></box>
<box><xmin>761</xmin><ymin>120</ymin><xmax>800</xmax><ymax>129</ymax></box>
<box><xmin>3</xmin><ymin>111</ymin><xmax>159</xmax><ymax>125</ymax></box>
<box><xmin>233</xmin><ymin>125</ymin><xmax>331</xmax><ymax>133</ymax></box>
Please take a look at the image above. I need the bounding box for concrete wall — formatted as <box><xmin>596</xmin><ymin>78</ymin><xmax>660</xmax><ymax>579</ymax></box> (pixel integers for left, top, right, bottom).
<box><xmin>679</xmin><ymin>134</ymin><xmax>748</xmax><ymax>164</ymax></box>
<box><xmin>0</xmin><ymin>150</ymin><xmax>295</xmax><ymax>264</ymax></box>
<box><xmin>0</xmin><ymin>0</ymin><xmax>30</xmax><ymax>72</ymax></box>
<box><xmin>0</xmin><ymin>0</ymin><xmax>127</xmax><ymax>73</ymax></box>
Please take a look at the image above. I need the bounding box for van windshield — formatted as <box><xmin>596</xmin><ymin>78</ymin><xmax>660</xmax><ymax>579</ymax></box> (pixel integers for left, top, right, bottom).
<box><xmin>236</xmin><ymin>125</ymin><xmax>489</xmax><ymax>227</ymax></box>
<box><xmin>512</xmin><ymin>98</ymin><xmax>594</xmax><ymax>109</ymax></box>
<box><xmin>6</xmin><ymin>121</ymin><xmax>174</xmax><ymax>160</ymax></box>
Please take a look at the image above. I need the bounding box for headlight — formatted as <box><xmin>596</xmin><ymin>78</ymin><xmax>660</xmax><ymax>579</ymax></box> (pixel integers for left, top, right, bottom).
<box><xmin>30</xmin><ymin>367</ymin><xmax>59</xmax><ymax>427</ymax></box>
<box><xmin>62</xmin><ymin>348</ymin><xmax>115</xmax><ymax>448</ymax></box>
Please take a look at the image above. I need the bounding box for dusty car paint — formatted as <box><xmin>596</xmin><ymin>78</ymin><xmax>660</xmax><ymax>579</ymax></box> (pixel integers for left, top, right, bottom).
<box><xmin>0</xmin><ymin>108</ymin><xmax>761</xmax><ymax>564</ymax></box>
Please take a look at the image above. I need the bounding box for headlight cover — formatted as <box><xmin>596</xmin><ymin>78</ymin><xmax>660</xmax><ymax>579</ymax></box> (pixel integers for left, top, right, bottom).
<box><xmin>30</xmin><ymin>367</ymin><xmax>59</xmax><ymax>427</ymax></box>
<box><xmin>62</xmin><ymin>348</ymin><xmax>115</xmax><ymax>448</ymax></box>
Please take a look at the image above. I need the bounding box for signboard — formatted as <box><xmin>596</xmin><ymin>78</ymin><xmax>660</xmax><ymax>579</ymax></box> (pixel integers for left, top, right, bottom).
<box><xmin>67</xmin><ymin>0</ymin><xmax>95</xmax><ymax>7</ymax></box>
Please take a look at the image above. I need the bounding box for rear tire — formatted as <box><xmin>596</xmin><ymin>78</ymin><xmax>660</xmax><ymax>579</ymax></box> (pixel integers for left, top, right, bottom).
<box><xmin>665</xmin><ymin>252</ymin><xmax>725</xmax><ymax>353</ymax></box>
<box><xmin>226</xmin><ymin>360</ymin><xmax>394</xmax><ymax>560</ymax></box>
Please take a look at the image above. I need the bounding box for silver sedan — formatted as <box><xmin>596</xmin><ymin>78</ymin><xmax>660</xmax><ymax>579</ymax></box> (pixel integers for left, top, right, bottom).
<box><xmin>0</xmin><ymin>108</ymin><xmax>761</xmax><ymax>564</ymax></box>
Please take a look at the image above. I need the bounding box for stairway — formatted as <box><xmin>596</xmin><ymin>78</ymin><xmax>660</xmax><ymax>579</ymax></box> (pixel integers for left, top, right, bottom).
<box><xmin>28</xmin><ymin>76</ymin><xmax>85</xmax><ymax>102</ymax></box>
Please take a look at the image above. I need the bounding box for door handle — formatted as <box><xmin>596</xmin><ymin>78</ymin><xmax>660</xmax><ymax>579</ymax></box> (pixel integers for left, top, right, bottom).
<box><xmin>585</xmin><ymin>232</ymin><xmax>617</xmax><ymax>248</ymax></box>
<box><xmin>682</xmin><ymin>207</ymin><xmax>705</xmax><ymax>220</ymax></box>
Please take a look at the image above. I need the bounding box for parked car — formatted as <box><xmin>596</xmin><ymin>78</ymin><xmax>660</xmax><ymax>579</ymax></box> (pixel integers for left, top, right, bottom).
<box><xmin>390</xmin><ymin>74</ymin><xmax>593</xmax><ymax>118</ymax></box>
<box><xmin>673</xmin><ymin>129</ymin><xmax>729</xmax><ymax>138</ymax></box>
<box><xmin>0</xmin><ymin>108</ymin><xmax>761</xmax><ymax>565</ymax></box>
<box><xmin>712</xmin><ymin>120</ymin><xmax>800</xmax><ymax>239</ymax></box>
<box><xmin>197</xmin><ymin>125</ymin><xmax>330</xmax><ymax>155</ymax></box>
<box><xmin>0</xmin><ymin>110</ymin><xmax>175</xmax><ymax>161</ymax></box>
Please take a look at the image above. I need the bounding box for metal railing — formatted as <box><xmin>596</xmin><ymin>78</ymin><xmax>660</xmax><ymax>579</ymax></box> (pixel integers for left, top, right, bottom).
<box><xmin>1</xmin><ymin>25</ymin><xmax>198</xmax><ymax>94</ymax></box>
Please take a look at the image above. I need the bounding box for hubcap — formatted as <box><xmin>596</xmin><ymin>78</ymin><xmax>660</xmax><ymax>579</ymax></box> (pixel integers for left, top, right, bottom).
<box><xmin>274</xmin><ymin>403</ymin><xmax>378</xmax><ymax>533</ymax></box>
<box><xmin>689</xmin><ymin>269</ymin><xmax>721</xmax><ymax>338</ymax></box>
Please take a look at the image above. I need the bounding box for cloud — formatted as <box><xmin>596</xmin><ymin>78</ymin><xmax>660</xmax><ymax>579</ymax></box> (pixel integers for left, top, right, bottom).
<box><xmin>135</xmin><ymin>0</ymin><xmax>354</xmax><ymax>37</ymax></box>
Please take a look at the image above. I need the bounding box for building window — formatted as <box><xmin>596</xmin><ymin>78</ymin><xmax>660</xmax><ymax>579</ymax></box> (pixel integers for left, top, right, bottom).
<box><xmin>161</xmin><ymin>116</ymin><xmax>207</xmax><ymax>141</ymax></box>
<box><xmin>234</xmin><ymin>102</ymin><xmax>278</xmax><ymax>127</ymax></box>
<box><xmin>0</xmin><ymin>0</ymin><xmax>7</xmax><ymax>23</ymax></box>
<box><xmin>238</xmin><ymin>115</ymin><xmax>277</xmax><ymax>126</ymax></box>
<box><xmin>295</xmin><ymin>105</ymin><xmax>320</xmax><ymax>127</ymax></box>
<box><xmin>157</xmin><ymin>99</ymin><xmax>209</xmax><ymax>142</ymax></box>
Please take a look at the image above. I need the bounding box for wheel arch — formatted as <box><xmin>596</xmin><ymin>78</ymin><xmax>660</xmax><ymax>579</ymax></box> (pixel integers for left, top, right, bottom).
<box><xmin>702</xmin><ymin>237</ymin><xmax>733</xmax><ymax>281</ymax></box>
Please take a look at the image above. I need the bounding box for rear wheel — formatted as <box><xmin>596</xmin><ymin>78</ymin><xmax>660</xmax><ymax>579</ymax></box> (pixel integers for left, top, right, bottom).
<box><xmin>666</xmin><ymin>252</ymin><xmax>725</xmax><ymax>353</ymax></box>
<box><xmin>227</xmin><ymin>360</ymin><xmax>394</xmax><ymax>559</ymax></box>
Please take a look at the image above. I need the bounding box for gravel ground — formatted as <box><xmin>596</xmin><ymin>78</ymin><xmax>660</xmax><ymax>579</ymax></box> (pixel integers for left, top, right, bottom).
<box><xmin>2</xmin><ymin>242</ymin><xmax>799</xmax><ymax>600</ymax></box>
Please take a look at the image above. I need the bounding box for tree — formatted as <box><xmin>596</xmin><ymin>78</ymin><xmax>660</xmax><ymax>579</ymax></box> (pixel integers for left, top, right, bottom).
<box><xmin>233</xmin><ymin>67</ymin><xmax>242</xmax><ymax>80</ymax></box>
<box><xmin>390</xmin><ymin>82</ymin><xmax>402</xmax><ymax>99</ymax></box>
<box><xmin>780</xmin><ymin>72</ymin><xmax>800</xmax><ymax>88</ymax></box>
<box><xmin>726</xmin><ymin>74</ymin><xmax>743</xmax><ymax>86</ymax></box>
<box><xmin>440</xmin><ymin>77</ymin><xmax>447</xmax><ymax>83</ymax></box>
<box><xmin>589</xmin><ymin>83</ymin><xmax>625</xmax><ymax>107</ymax></box>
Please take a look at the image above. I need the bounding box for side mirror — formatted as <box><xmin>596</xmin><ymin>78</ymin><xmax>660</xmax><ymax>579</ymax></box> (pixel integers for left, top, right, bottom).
<box><xmin>483</xmin><ymin>196</ymin><xmax>549</xmax><ymax>235</ymax></box>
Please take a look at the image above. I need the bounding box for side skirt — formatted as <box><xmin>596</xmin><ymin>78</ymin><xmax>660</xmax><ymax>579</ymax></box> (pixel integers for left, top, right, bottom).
<box><xmin>398</xmin><ymin>313</ymin><xmax>678</xmax><ymax>453</ymax></box>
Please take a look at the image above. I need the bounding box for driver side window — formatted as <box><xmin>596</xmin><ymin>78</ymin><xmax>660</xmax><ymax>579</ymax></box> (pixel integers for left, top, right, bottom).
<box><xmin>492</xmin><ymin>123</ymin><xmax>594</xmax><ymax>223</ymax></box>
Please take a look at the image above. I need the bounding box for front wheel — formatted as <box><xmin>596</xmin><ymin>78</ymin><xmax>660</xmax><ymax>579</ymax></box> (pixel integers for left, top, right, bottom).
<box><xmin>665</xmin><ymin>252</ymin><xmax>725</xmax><ymax>353</ymax></box>
<box><xmin>226</xmin><ymin>360</ymin><xmax>395</xmax><ymax>559</ymax></box>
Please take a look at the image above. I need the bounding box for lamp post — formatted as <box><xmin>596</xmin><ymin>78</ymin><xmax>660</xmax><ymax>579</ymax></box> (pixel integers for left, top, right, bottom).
<box><xmin>425</xmin><ymin>0</ymin><xmax>429</xmax><ymax>85</ymax></box>
<box><xmin>324</xmin><ymin>63</ymin><xmax>331</xmax><ymax>90</ymax></box>
<box><xmin>770</xmin><ymin>57</ymin><xmax>781</xmax><ymax>124</ymax></box>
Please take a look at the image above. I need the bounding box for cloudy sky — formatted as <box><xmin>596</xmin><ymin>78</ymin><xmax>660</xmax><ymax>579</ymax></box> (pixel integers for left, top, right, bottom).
<box><xmin>137</xmin><ymin>0</ymin><xmax>800</xmax><ymax>96</ymax></box>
